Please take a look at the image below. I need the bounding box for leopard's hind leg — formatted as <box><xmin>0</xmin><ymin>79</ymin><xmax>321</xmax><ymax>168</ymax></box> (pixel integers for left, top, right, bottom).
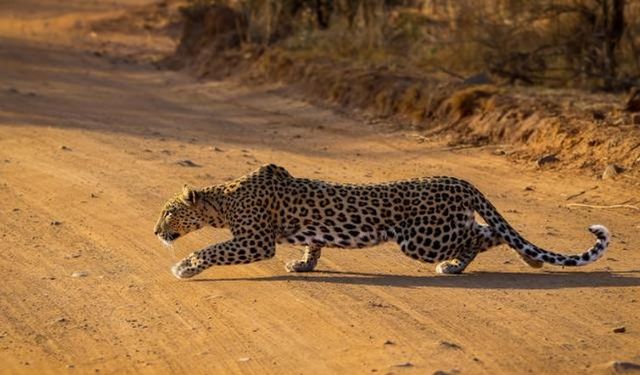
<box><xmin>285</xmin><ymin>245</ymin><xmax>322</xmax><ymax>272</ymax></box>
<box><xmin>476</xmin><ymin>224</ymin><xmax>543</xmax><ymax>268</ymax></box>
<box><xmin>435</xmin><ymin>246</ymin><xmax>480</xmax><ymax>274</ymax></box>
<box><xmin>435</xmin><ymin>223</ymin><xmax>541</xmax><ymax>274</ymax></box>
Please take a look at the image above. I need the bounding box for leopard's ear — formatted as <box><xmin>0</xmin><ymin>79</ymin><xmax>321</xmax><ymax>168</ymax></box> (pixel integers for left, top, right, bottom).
<box><xmin>181</xmin><ymin>184</ymin><xmax>201</xmax><ymax>206</ymax></box>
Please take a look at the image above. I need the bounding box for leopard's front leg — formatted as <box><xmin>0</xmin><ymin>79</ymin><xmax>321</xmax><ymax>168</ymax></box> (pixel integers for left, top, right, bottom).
<box><xmin>171</xmin><ymin>236</ymin><xmax>275</xmax><ymax>279</ymax></box>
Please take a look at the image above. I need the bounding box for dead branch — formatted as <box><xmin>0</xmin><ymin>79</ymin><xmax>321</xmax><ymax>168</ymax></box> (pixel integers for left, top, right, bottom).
<box><xmin>566</xmin><ymin>203</ymin><xmax>640</xmax><ymax>211</ymax></box>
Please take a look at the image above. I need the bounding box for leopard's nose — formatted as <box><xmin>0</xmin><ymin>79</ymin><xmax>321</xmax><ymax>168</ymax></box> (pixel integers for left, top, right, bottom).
<box><xmin>153</xmin><ymin>220</ymin><xmax>162</xmax><ymax>235</ymax></box>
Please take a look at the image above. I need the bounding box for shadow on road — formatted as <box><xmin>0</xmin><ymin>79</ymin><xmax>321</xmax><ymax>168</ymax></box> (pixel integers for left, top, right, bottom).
<box><xmin>194</xmin><ymin>269</ymin><xmax>640</xmax><ymax>290</ymax></box>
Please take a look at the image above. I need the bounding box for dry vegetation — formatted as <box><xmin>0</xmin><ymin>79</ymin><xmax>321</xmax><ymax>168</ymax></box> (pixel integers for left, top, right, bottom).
<box><xmin>180</xmin><ymin>0</ymin><xmax>640</xmax><ymax>89</ymax></box>
<box><xmin>128</xmin><ymin>0</ymin><xmax>640</xmax><ymax>177</ymax></box>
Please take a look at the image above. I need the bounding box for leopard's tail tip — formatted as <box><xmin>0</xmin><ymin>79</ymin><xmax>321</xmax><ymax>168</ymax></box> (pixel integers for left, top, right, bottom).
<box><xmin>588</xmin><ymin>224</ymin><xmax>610</xmax><ymax>243</ymax></box>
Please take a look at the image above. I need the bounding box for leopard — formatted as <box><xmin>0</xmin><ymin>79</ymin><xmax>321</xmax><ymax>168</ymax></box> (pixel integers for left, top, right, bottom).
<box><xmin>153</xmin><ymin>164</ymin><xmax>610</xmax><ymax>279</ymax></box>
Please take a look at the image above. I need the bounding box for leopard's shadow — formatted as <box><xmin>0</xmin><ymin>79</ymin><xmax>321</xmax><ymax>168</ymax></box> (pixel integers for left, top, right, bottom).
<box><xmin>194</xmin><ymin>269</ymin><xmax>640</xmax><ymax>290</ymax></box>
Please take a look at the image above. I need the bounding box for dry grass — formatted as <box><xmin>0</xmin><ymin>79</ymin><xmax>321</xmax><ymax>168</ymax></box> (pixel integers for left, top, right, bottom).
<box><xmin>180</xmin><ymin>0</ymin><xmax>640</xmax><ymax>91</ymax></box>
<box><xmin>441</xmin><ymin>85</ymin><xmax>498</xmax><ymax>120</ymax></box>
<box><xmin>156</xmin><ymin>0</ymin><xmax>640</xmax><ymax>178</ymax></box>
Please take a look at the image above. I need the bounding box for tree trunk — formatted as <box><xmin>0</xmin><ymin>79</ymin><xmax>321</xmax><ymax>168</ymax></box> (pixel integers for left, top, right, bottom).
<box><xmin>602</xmin><ymin>0</ymin><xmax>626</xmax><ymax>90</ymax></box>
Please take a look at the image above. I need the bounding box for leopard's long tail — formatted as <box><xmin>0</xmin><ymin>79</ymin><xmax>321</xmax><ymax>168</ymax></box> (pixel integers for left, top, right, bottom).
<box><xmin>466</xmin><ymin>182</ymin><xmax>610</xmax><ymax>267</ymax></box>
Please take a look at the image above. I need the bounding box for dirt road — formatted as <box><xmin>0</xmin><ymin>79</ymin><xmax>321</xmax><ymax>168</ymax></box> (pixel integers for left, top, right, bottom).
<box><xmin>0</xmin><ymin>1</ymin><xmax>639</xmax><ymax>374</ymax></box>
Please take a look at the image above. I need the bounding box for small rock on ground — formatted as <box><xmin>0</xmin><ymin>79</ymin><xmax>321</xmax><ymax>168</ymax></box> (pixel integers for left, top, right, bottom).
<box><xmin>613</xmin><ymin>326</ymin><xmax>626</xmax><ymax>333</ymax></box>
<box><xmin>536</xmin><ymin>154</ymin><xmax>559</xmax><ymax>167</ymax></box>
<box><xmin>602</xmin><ymin>164</ymin><xmax>624</xmax><ymax>179</ymax></box>
<box><xmin>610</xmin><ymin>361</ymin><xmax>640</xmax><ymax>372</ymax></box>
<box><xmin>176</xmin><ymin>160</ymin><xmax>201</xmax><ymax>167</ymax></box>
<box><xmin>439</xmin><ymin>340</ymin><xmax>462</xmax><ymax>350</ymax></box>
<box><xmin>392</xmin><ymin>362</ymin><xmax>413</xmax><ymax>368</ymax></box>
<box><xmin>71</xmin><ymin>271</ymin><xmax>89</xmax><ymax>278</ymax></box>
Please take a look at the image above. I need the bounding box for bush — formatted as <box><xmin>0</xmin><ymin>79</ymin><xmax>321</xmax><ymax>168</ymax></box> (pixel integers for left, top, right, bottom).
<box><xmin>178</xmin><ymin>0</ymin><xmax>640</xmax><ymax>91</ymax></box>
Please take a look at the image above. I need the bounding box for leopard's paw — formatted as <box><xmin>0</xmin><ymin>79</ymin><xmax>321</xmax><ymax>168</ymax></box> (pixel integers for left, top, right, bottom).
<box><xmin>285</xmin><ymin>260</ymin><xmax>316</xmax><ymax>273</ymax></box>
<box><xmin>435</xmin><ymin>261</ymin><xmax>465</xmax><ymax>275</ymax></box>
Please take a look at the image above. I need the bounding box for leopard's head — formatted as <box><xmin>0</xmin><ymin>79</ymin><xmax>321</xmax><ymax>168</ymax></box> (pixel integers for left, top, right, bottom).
<box><xmin>154</xmin><ymin>185</ymin><xmax>206</xmax><ymax>246</ymax></box>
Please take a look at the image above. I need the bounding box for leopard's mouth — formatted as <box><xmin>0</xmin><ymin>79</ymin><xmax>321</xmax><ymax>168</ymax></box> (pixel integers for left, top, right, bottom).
<box><xmin>158</xmin><ymin>232</ymin><xmax>180</xmax><ymax>247</ymax></box>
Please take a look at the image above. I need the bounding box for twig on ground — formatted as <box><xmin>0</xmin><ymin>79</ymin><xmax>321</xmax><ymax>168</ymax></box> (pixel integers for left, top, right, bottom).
<box><xmin>565</xmin><ymin>186</ymin><xmax>598</xmax><ymax>201</ymax></box>
<box><xmin>566</xmin><ymin>203</ymin><xmax>640</xmax><ymax>211</ymax></box>
<box><xmin>443</xmin><ymin>144</ymin><xmax>488</xmax><ymax>151</ymax></box>
<box><xmin>565</xmin><ymin>190</ymin><xmax>586</xmax><ymax>201</ymax></box>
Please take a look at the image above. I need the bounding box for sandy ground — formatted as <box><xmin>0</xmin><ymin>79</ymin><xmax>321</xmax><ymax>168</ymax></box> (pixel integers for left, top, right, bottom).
<box><xmin>0</xmin><ymin>1</ymin><xmax>639</xmax><ymax>374</ymax></box>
